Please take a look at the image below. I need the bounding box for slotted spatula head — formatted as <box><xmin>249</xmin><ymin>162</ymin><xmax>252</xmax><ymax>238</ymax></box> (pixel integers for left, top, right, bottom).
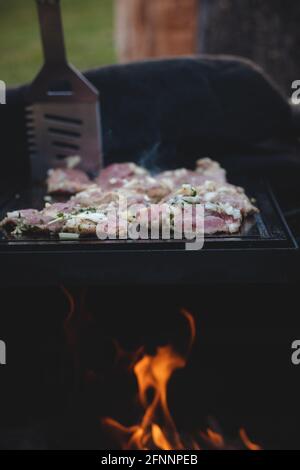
<box><xmin>26</xmin><ymin>0</ymin><xmax>103</xmax><ymax>181</ymax></box>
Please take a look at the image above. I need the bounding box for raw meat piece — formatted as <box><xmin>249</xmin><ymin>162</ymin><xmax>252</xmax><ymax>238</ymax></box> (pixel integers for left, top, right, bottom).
<box><xmin>0</xmin><ymin>159</ymin><xmax>258</xmax><ymax>238</ymax></box>
<box><xmin>96</xmin><ymin>162</ymin><xmax>148</xmax><ymax>190</ymax></box>
<box><xmin>47</xmin><ymin>168</ymin><xmax>91</xmax><ymax>194</ymax></box>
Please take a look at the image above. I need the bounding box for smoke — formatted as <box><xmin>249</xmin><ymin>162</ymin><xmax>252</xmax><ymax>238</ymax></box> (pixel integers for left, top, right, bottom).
<box><xmin>138</xmin><ymin>142</ymin><xmax>162</xmax><ymax>174</ymax></box>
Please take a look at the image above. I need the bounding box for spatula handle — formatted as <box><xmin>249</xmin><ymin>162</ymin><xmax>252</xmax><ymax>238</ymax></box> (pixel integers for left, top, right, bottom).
<box><xmin>36</xmin><ymin>0</ymin><xmax>67</xmax><ymax>65</ymax></box>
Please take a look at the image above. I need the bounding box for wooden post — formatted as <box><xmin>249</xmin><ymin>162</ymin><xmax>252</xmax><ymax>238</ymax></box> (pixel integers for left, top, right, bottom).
<box><xmin>115</xmin><ymin>0</ymin><xmax>199</xmax><ymax>62</ymax></box>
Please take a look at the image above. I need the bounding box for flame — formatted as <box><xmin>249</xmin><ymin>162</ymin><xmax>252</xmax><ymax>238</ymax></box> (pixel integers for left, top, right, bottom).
<box><xmin>103</xmin><ymin>343</ymin><xmax>187</xmax><ymax>450</ymax></box>
<box><xmin>240</xmin><ymin>428</ymin><xmax>262</xmax><ymax>451</ymax></box>
<box><xmin>206</xmin><ymin>428</ymin><xmax>224</xmax><ymax>448</ymax></box>
<box><xmin>60</xmin><ymin>288</ymin><xmax>261</xmax><ymax>450</ymax></box>
<box><xmin>101</xmin><ymin>309</ymin><xmax>261</xmax><ymax>450</ymax></box>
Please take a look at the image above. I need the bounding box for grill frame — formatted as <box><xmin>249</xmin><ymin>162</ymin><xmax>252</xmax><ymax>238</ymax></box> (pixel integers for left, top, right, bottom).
<box><xmin>0</xmin><ymin>178</ymin><xmax>297</xmax><ymax>286</ymax></box>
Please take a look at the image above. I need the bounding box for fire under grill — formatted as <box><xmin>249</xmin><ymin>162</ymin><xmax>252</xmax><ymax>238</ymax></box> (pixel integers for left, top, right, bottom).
<box><xmin>1</xmin><ymin>283</ymin><xmax>299</xmax><ymax>450</ymax></box>
<box><xmin>0</xmin><ymin>177</ymin><xmax>297</xmax><ymax>286</ymax></box>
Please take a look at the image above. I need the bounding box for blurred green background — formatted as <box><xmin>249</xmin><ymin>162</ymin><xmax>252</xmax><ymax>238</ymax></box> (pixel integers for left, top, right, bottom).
<box><xmin>0</xmin><ymin>0</ymin><xmax>116</xmax><ymax>86</ymax></box>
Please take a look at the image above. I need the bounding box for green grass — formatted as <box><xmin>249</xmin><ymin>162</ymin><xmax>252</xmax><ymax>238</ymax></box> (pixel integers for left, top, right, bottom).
<box><xmin>0</xmin><ymin>0</ymin><xmax>116</xmax><ymax>86</ymax></box>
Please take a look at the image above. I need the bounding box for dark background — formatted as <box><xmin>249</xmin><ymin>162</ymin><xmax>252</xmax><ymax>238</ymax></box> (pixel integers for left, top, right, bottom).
<box><xmin>199</xmin><ymin>0</ymin><xmax>300</xmax><ymax>96</ymax></box>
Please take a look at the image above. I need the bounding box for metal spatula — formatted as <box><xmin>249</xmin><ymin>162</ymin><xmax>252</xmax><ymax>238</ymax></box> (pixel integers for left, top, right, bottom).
<box><xmin>26</xmin><ymin>0</ymin><xmax>103</xmax><ymax>181</ymax></box>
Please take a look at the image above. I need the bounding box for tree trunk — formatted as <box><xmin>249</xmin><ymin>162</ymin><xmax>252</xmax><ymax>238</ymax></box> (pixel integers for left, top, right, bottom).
<box><xmin>198</xmin><ymin>0</ymin><xmax>300</xmax><ymax>95</ymax></box>
<box><xmin>115</xmin><ymin>0</ymin><xmax>199</xmax><ymax>62</ymax></box>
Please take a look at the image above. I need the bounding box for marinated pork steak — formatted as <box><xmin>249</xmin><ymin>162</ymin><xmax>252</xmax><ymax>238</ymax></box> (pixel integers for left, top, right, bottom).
<box><xmin>163</xmin><ymin>183</ymin><xmax>257</xmax><ymax>235</ymax></box>
<box><xmin>0</xmin><ymin>158</ymin><xmax>258</xmax><ymax>238</ymax></box>
<box><xmin>46</xmin><ymin>158</ymin><xmax>225</xmax><ymax>196</ymax></box>
<box><xmin>47</xmin><ymin>168</ymin><xmax>91</xmax><ymax>194</ymax></box>
<box><xmin>157</xmin><ymin>158</ymin><xmax>226</xmax><ymax>189</ymax></box>
<box><xmin>95</xmin><ymin>162</ymin><xmax>148</xmax><ymax>190</ymax></box>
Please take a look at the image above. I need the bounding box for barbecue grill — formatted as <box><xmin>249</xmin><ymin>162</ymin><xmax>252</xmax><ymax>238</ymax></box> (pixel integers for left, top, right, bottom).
<box><xmin>0</xmin><ymin>177</ymin><xmax>297</xmax><ymax>286</ymax></box>
<box><xmin>0</xmin><ymin>57</ymin><xmax>299</xmax><ymax>286</ymax></box>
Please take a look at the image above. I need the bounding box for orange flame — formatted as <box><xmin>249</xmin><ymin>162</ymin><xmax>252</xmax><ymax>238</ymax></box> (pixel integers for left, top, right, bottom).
<box><xmin>206</xmin><ymin>428</ymin><xmax>224</xmax><ymax>448</ymax></box>
<box><xmin>240</xmin><ymin>428</ymin><xmax>262</xmax><ymax>451</ymax></box>
<box><xmin>101</xmin><ymin>309</ymin><xmax>261</xmax><ymax>450</ymax></box>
